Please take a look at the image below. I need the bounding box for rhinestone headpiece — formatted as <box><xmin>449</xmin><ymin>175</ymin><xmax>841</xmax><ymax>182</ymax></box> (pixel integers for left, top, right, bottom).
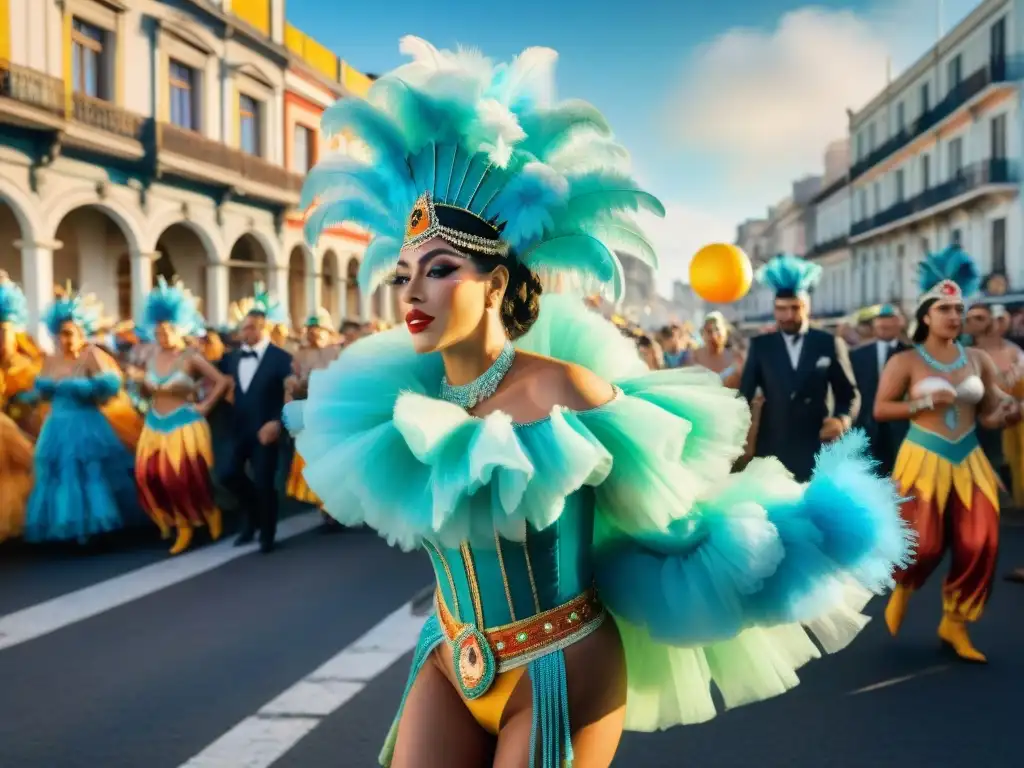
<box><xmin>919</xmin><ymin>278</ymin><xmax>963</xmax><ymax>307</ymax></box>
<box><xmin>400</xmin><ymin>192</ymin><xmax>510</xmax><ymax>258</ymax></box>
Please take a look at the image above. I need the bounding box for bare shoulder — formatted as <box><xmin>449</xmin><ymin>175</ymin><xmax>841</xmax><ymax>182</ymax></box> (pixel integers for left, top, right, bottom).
<box><xmin>967</xmin><ymin>346</ymin><xmax>997</xmax><ymax>370</ymax></box>
<box><xmin>516</xmin><ymin>352</ymin><xmax>615</xmax><ymax>412</ymax></box>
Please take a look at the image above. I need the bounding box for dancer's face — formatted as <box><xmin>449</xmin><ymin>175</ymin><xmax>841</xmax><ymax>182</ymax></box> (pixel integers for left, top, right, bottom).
<box><xmin>155</xmin><ymin>321</ymin><xmax>181</xmax><ymax>350</ymax></box>
<box><xmin>58</xmin><ymin>321</ymin><xmax>81</xmax><ymax>354</ymax></box>
<box><xmin>925</xmin><ymin>299</ymin><xmax>964</xmax><ymax>341</ymax></box>
<box><xmin>305</xmin><ymin>324</ymin><xmax>330</xmax><ymax>348</ymax></box>
<box><xmin>393</xmin><ymin>237</ymin><xmax>507</xmax><ymax>354</ymax></box>
<box><xmin>702</xmin><ymin>320</ymin><xmax>725</xmax><ymax>349</ymax></box>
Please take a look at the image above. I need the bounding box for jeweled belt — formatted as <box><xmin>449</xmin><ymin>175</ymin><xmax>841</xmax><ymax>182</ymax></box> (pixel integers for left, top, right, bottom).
<box><xmin>435</xmin><ymin>587</ymin><xmax>605</xmax><ymax>700</ymax></box>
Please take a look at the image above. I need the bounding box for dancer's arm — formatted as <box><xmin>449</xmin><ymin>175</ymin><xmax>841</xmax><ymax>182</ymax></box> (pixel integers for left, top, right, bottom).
<box><xmin>874</xmin><ymin>353</ymin><xmax>932</xmax><ymax>422</ymax></box>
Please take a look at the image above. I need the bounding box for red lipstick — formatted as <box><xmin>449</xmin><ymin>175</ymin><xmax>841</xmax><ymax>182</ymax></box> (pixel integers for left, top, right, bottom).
<box><xmin>405</xmin><ymin>308</ymin><xmax>435</xmax><ymax>334</ymax></box>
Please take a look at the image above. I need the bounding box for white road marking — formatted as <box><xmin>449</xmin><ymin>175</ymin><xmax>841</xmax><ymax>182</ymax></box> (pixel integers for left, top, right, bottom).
<box><xmin>0</xmin><ymin>512</ymin><xmax>323</xmax><ymax>651</ymax></box>
<box><xmin>178</xmin><ymin>600</ymin><xmax>427</xmax><ymax>768</ymax></box>
<box><xmin>847</xmin><ymin>664</ymin><xmax>949</xmax><ymax>695</ymax></box>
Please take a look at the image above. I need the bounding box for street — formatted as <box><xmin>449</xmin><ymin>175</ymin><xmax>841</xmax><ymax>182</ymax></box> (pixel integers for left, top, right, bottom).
<box><xmin>0</xmin><ymin>512</ymin><xmax>1020</xmax><ymax>768</ymax></box>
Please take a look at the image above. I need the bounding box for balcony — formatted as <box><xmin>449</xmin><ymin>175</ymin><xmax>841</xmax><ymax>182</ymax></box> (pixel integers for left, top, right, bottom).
<box><xmin>808</xmin><ymin>234</ymin><xmax>849</xmax><ymax>257</ymax></box>
<box><xmin>158</xmin><ymin>123</ymin><xmax>302</xmax><ymax>205</ymax></box>
<box><xmin>850</xmin><ymin>159</ymin><xmax>1018</xmax><ymax>240</ymax></box>
<box><xmin>850</xmin><ymin>56</ymin><xmax>1023</xmax><ymax>180</ymax></box>
<box><xmin>0</xmin><ymin>59</ymin><xmax>65</xmax><ymax>130</ymax></box>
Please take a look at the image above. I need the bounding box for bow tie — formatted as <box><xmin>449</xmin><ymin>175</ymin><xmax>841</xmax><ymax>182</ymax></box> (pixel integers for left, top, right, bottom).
<box><xmin>240</xmin><ymin>350</ymin><xmax>259</xmax><ymax>360</ymax></box>
<box><xmin>784</xmin><ymin>332</ymin><xmax>804</xmax><ymax>342</ymax></box>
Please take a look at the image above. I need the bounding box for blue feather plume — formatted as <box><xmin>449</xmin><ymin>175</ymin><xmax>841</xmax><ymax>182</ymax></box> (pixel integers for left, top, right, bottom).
<box><xmin>302</xmin><ymin>36</ymin><xmax>664</xmax><ymax>296</ymax></box>
<box><xmin>917</xmin><ymin>245</ymin><xmax>982</xmax><ymax>298</ymax></box>
<box><xmin>143</xmin><ymin>277</ymin><xmax>203</xmax><ymax>335</ymax></box>
<box><xmin>755</xmin><ymin>253</ymin><xmax>822</xmax><ymax>295</ymax></box>
<box><xmin>0</xmin><ymin>275</ymin><xmax>29</xmax><ymax>329</ymax></box>
<box><xmin>44</xmin><ymin>292</ymin><xmax>102</xmax><ymax>338</ymax></box>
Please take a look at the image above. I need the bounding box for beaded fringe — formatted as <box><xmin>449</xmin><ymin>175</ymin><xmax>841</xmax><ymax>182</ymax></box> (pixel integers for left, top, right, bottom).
<box><xmin>378</xmin><ymin>616</ymin><xmax>444</xmax><ymax>767</ymax></box>
<box><xmin>529</xmin><ymin>650</ymin><xmax>574</xmax><ymax>768</ymax></box>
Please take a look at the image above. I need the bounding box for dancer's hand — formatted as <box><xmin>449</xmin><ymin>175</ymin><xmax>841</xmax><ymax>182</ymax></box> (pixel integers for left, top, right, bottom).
<box><xmin>258</xmin><ymin>420</ymin><xmax>282</xmax><ymax>445</ymax></box>
<box><xmin>819</xmin><ymin>416</ymin><xmax>846</xmax><ymax>441</ymax></box>
<box><xmin>929</xmin><ymin>389</ymin><xmax>957</xmax><ymax>408</ymax></box>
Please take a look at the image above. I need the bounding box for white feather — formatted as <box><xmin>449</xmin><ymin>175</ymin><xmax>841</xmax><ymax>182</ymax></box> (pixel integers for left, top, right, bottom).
<box><xmin>399</xmin><ymin>36</ymin><xmax>444</xmax><ymax>67</ymax></box>
<box><xmin>503</xmin><ymin>47</ymin><xmax>558</xmax><ymax>107</ymax></box>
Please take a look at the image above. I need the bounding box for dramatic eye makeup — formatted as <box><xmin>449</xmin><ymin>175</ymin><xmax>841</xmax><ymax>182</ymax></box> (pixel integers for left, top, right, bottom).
<box><xmin>389</xmin><ymin>247</ymin><xmax>466</xmax><ymax>285</ymax></box>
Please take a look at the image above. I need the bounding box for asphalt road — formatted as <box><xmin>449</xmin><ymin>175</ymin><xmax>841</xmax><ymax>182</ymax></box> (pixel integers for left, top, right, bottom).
<box><xmin>0</xmin><ymin>513</ymin><xmax>1021</xmax><ymax>768</ymax></box>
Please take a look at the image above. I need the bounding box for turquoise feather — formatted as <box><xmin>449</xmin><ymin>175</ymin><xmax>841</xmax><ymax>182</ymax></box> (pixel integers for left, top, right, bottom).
<box><xmin>0</xmin><ymin>276</ymin><xmax>29</xmax><ymax>328</ymax></box>
<box><xmin>517</xmin><ymin>101</ymin><xmax>612</xmax><ymax>160</ymax></box>
<box><xmin>917</xmin><ymin>245</ymin><xmax>981</xmax><ymax>298</ymax></box>
<box><xmin>519</xmin><ymin>234</ymin><xmax>618</xmax><ymax>287</ymax></box>
<box><xmin>755</xmin><ymin>254</ymin><xmax>822</xmax><ymax>295</ymax></box>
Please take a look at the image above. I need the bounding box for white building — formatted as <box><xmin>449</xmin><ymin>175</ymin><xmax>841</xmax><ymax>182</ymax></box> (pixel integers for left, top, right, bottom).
<box><xmin>0</xmin><ymin>0</ymin><xmax>381</xmax><ymax>338</ymax></box>
<box><xmin>848</xmin><ymin>0</ymin><xmax>1020</xmax><ymax>316</ymax></box>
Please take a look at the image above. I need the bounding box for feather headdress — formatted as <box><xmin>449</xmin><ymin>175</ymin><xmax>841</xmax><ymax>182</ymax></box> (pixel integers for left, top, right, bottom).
<box><xmin>305</xmin><ymin>307</ymin><xmax>332</xmax><ymax>328</ymax></box>
<box><xmin>0</xmin><ymin>271</ymin><xmax>29</xmax><ymax>329</ymax></box>
<box><xmin>228</xmin><ymin>281</ymin><xmax>288</xmax><ymax>328</ymax></box>
<box><xmin>142</xmin><ymin>277</ymin><xmax>205</xmax><ymax>336</ymax></box>
<box><xmin>43</xmin><ymin>284</ymin><xmax>103</xmax><ymax>337</ymax></box>
<box><xmin>755</xmin><ymin>254</ymin><xmax>822</xmax><ymax>299</ymax></box>
<box><xmin>916</xmin><ymin>245</ymin><xmax>981</xmax><ymax>308</ymax></box>
<box><xmin>301</xmin><ymin>36</ymin><xmax>664</xmax><ymax>301</ymax></box>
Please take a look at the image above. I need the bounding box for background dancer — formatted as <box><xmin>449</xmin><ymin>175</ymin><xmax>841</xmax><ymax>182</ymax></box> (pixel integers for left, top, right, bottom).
<box><xmin>739</xmin><ymin>254</ymin><xmax>860</xmax><ymax>481</ymax></box>
<box><xmin>133</xmin><ymin>278</ymin><xmax>231</xmax><ymax>555</ymax></box>
<box><xmin>874</xmin><ymin>245</ymin><xmax>1019</xmax><ymax>663</ymax></box>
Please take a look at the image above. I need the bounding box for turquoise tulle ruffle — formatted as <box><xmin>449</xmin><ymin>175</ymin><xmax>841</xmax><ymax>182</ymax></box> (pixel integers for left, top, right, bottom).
<box><xmin>25</xmin><ymin>373</ymin><xmax>141</xmax><ymax>542</ymax></box>
<box><xmin>288</xmin><ymin>294</ymin><xmax>912</xmax><ymax>732</ymax></box>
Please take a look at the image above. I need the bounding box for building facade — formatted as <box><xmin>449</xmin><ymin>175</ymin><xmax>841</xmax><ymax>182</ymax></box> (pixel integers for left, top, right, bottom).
<box><xmin>848</xmin><ymin>0</ymin><xmax>1020</xmax><ymax>316</ymax></box>
<box><xmin>0</xmin><ymin>0</ymin><xmax>382</xmax><ymax>339</ymax></box>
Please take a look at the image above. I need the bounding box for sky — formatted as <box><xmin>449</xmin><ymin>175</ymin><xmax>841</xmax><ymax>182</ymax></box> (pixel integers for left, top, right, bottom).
<box><xmin>285</xmin><ymin>0</ymin><xmax>984</xmax><ymax>296</ymax></box>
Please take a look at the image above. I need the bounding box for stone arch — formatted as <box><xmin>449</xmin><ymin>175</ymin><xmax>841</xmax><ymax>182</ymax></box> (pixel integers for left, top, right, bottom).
<box><xmin>321</xmin><ymin>250</ymin><xmax>340</xmax><ymax>321</ymax></box>
<box><xmin>45</xmin><ymin>192</ymin><xmax>144</xmax><ymax>257</ymax></box>
<box><xmin>0</xmin><ymin>183</ymin><xmax>39</xmax><ymax>284</ymax></box>
<box><xmin>153</xmin><ymin>221</ymin><xmax>218</xmax><ymax>319</ymax></box>
<box><xmin>345</xmin><ymin>256</ymin><xmax>361</xmax><ymax>322</ymax></box>
<box><xmin>0</xmin><ymin>177</ymin><xmax>42</xmax><ymax>247</ymax></box>
<box><xmin>143</xmin><ymin>211</ymin><xmax>223</xmax><ymax>260</ymax></box>
<box><xmin>52</xmin><ymin>204</ymin><xmax>142</xmax><ymax>319</ymax></box>
<box><xmin>287</xmin><ymin>244</ymin><xmax>311</xmax><ymax>328</ymax></box>
<box><xmin>227</xmin><ymin>231</ymin><xmax>273</xmax><ymax>305</ymax></box>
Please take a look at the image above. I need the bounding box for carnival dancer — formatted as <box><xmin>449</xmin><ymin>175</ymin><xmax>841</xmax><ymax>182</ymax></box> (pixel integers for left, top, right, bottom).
<box><xmin>285</xmin><ymin>37</ymin><xmax>912</xmax><ymax>768</ymax></box>
<box><xmin>284</xmin><ymin>308</ymin><xmax>339</xmax><ymax>527</ymax></box>
<box><xmin>219</xmin><ymin>286</ymin><xmax>292</xmax><ymax>553</ymax></box>
<box><xmin>739</xmin><ymin>255</ymin><xmax>860</xmax><ymax>482</ymax></box>
<box><xmin>133</xmin><ymin>278</ymin><xmax>231</xmax><ymax>555</ymax></box>
<box><xmin>875</xmin><ymin>246</ymin><xmax>1020</xmax><ymax>663</ymax></box>
<box><xmin>24</xmin><ymin>291</ymin><xmax>142</xmax><ymax>543</ymax></box>
<box><xmin>688</xmin><ymin>311</ymin><xmax>743</xmax><ymax>387</ymax></box>
<box><xmin>850</xmin><ymin>304</ymin><xmax>911</xmax><ymax>476</ymax></box>
<box><xmin>0</xmin><ymin>275</ymin><xmax>37</xmax><ymax>542</ymax></box>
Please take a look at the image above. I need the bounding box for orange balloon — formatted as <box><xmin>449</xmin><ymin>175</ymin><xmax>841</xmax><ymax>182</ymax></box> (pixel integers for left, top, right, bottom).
<box><xmin>689</xmin><ymin>243</ymin><xmax>753</xmax><ymax>304</ymax></box>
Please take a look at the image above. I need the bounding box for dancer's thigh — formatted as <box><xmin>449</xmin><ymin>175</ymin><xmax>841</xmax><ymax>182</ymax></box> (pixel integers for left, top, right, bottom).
<box><xmin>391</xmin><ymin>650</ymin><xmax>494</xmax><ymax>768</ymax></box>
<box><xmin>493</xmin><ymin>618</ymin><xmax>627</xmax><ymax>768</ymax></box>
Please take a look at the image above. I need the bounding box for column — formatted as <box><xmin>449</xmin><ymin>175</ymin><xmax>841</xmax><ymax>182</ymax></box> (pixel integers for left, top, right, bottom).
<box><xmin>359</xmin><ymin>291</ymin><xmax>371</xmax><ymax>323</ymax></box>
<box><xmin>130</xmin><ymin>250</ymin><xmax>158</xmax><ymax>324</ymax></box>
<box><xmin>15</xmin><ymin>238</ymin><xmax>58</xmax><ymax>350</ymax></box>
<box><xmin>306</xmin><ymin>270</ymin><xmax>322</xmax><ymax>318</ymax></box>
<box><xmin>336</xmin><ymin>277</ymin><xmax>347</xmax><ymax>324</ymax></box>
<box><xmin>268</xmin><ymin>265</ymin><xmax>289</xmax><ymax>324</ymax></box>
<box><xmin>206</xmin><ymin>261</ymin><xmax>230</xmax><ymax>328</ymax></box>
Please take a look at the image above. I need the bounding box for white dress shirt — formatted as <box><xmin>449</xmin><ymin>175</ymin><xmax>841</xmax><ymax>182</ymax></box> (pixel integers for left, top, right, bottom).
<box><xmin>238</xmin><ymin>338</ymin><xmax>270</xmax><ymax>394</ymax></box>
<box><xmin>876</xmin><ymin>339</ymin><xmax>897</xmax><ymax>376</ymax></box>
<box><xmin>784</xmin><ymin>333</ymin><xmax>804</xmax><ymax>369</ymax></box>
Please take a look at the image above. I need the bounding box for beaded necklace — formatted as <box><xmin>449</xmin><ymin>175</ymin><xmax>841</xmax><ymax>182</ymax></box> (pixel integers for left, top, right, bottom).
<box><xmin>438</xmin><ymin>341</ymin><xmax>516</xmax><ymax>410</ymax></box>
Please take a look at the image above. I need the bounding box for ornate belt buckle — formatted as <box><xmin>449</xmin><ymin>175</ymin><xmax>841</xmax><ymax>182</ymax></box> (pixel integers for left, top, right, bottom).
<box><xmin>452</xmin><ymin>625</ymin><xmax>496</xmax><ymax>700</ymax></box>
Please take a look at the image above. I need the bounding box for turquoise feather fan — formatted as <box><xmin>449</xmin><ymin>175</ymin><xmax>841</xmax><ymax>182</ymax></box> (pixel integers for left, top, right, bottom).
<box><xmin>755</xmin><ymin>253</ymin><xmax>822</xmax><ymax>296</ymax></box>
<box><xmin>302</xmin><ymin>36</ymin><xmax>664</xmax><ymax>300</ymax></box>
<box><xmin>0</xmin><ymin>273</ymin><xmax>29</xmax><ymax>329</ymax></box>
<box><xmin>142</xmin><ymin>277</ymin><xmax>204</xmax><ymax>336</ymax></box>
<box><xmin>44</xmin><ymin>292</ymin><xmax>102</xmax><ymax>337</ymax></box>
<box><xmin>917</xmin><ymin>245</ymin><xmax>981</xmax><ymax>298</ymax></box>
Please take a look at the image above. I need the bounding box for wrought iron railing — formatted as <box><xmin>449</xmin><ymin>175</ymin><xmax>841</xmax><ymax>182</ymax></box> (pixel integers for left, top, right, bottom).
<box><xmin>72</xmin><ymin>93</ymin><xmax>146</xmax><ymax>141</ymax></box>
<box><xmin>0</xmin><ymin>59</ymin><xmax>65</xmax><ymax>116</ymax></box>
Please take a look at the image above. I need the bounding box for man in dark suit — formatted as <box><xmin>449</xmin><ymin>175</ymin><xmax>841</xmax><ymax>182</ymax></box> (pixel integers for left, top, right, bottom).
<box><xmin>739</xmin><ymin>254</ymin><xmax>860</xmax><ymax>482</ymax></box>
<box><xmin>218</xmin><ymin>309</ymin><xmax>292</xmax><ymax>553</ymax></box>
<box><xmin>850</xmin><ymin>304</ymin><xmax>911</xmax><ymax>476</ymax></box>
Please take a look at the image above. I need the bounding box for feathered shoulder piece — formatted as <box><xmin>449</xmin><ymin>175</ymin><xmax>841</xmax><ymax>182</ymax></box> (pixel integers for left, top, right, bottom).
<box><xmin>755</xmin><ymin>253</ymin><xmax>822</xmax><ymax>298</ymax></box>
<box><xmin>301</xmin><ymin>36</ymin><xmax>665</xmax><ymax>301</ymax></box>
<box><xmin>229</xmin><ymin>281</ymin><xmax>288</xmax><ymax>328</ymax></box>
<box><xmin>917</xmin><ymin>245</ymin><xmax>981</xmax><ymax>306</ymax></box>
<box><xmin>43</xmin><ymin>283</ymin><xmax>103</xmax><ymax>338</ymax></box>
<box><xmin>0</xmin><ymin>271</ymin><xmax>29</xmax><ymax>329</ymax></box>
<box><xmin>143</xmin><ymin>276</ymin><xmax>205</xmax><ymax>336</ymax></box>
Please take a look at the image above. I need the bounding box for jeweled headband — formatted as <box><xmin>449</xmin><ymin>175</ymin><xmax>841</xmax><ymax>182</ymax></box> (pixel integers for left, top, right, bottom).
<box><xmin>918</xmin><ymin>278</ymin><xmax>963</xmax><ymax>307</ymax></box>
<box><xmin>401</xmin><ymin>192</ymin><xmax>510</xmax><ymax>258</ymax></box>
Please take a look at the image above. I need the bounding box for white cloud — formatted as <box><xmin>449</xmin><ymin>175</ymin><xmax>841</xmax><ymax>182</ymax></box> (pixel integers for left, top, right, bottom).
<box><xmin>638</xmin><ymin>203</ymin><xmax>736</xmax><ymax>296</ymax></box>
<box><xmin>648</xmin><ymin>0</ymin><xmax>982</xmax><ymax>295</ymax></box>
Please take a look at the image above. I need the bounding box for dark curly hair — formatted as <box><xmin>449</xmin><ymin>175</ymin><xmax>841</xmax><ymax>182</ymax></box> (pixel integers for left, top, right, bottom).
<box><xmin>433</xmin><ymin>205</ymin><xmax>543</xmax><ymax>340</ymax></box>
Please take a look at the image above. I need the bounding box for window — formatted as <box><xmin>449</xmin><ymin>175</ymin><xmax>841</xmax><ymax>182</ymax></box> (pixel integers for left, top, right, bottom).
<box><xmin>857</xmin><ymin>188</ymin><xmax>867</xmax><ymax>220</ymax></box>
<box><xmin>948</xmin><ymin>138</ymin><xmax>963</xmax><ymax>177</ymax></box>
<box><xmin>868</xmin><ymin>123</ymin><xmax>876</xmax><ymax>152</ymax></box>
<box><xmin>991</xmin><ymin>114</ymin><xmax>1007</xmax><ymax>159</ymax></box>
<box><xmin>921</xmin><ymin>154</ymin><xmax>931</xmax><ymax>190</ymax></box>
<box><xmin>169</xmin><ymin>60</ymin><xmax>199</xmax><ymax>130</ymax></box>
<box><xmin>991</xmin><ymin>17</ymin><xmax>1006</xmax><ymax>63</ymax></box>
<box><xmin>951</xmin><ymin>228</ymin><xmax>962</xmax><ymax>246</ymax></box>
<box><xmin>947</xmin><ymin>54</ymin><xmax>962</xmax><ymax>92</ymax></box>
<box><xmin>873</xmin><ymin>181</ymin><xmax>881</xmax><ymax>212</ymax></box>
<box><xmin>856</xmin><ymin>132</ymin><xmax>864</xmax><ymax>161</ymax></box>
<box><xmin>873</xmin><ymin>251</ymin><xmax>881</xmax><ymax>301</ymax></box>
<box><xmin>895</xmin><ymin>169</ymin><xmax>905</xmax><ymax>202</ymax></box>
<box><xmin>992</xmin><ymin>218</ymin><xmax>1006</xmax><ymax>273</ymax></box>
<box><xmin>71</xmin><ymin>18</ymin><xmax>108</xmax><ymax>99</ymax></box>
<box><xmin>920</xmin><ymin>82</ymin><xmax>930</xmax><ymax>114</ymax></box>
<box><xmin>896</xmin><ymin>102</ymin><xmax>905</xmax><ymax>132</ymax></box>
<box><xmin>292</xmin><ymin>124</ymin><xmax>315</xmax><ymax>173</ymax></box>
<box><xmin>239</xmin><ymin>93</ymin><xmax>262</xmax><ymax>156</ymax></box>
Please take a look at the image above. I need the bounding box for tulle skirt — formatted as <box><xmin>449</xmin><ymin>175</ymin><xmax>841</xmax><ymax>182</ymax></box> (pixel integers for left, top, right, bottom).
<box><xmin>0</xmin><ymin>412</ymin><xmax>33</xmax><ymax>542</ymax></box>
<box><xmin>136</xmin><ymin>406</ymin><xmax>218</xmax><ymax>529</ymax></box>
